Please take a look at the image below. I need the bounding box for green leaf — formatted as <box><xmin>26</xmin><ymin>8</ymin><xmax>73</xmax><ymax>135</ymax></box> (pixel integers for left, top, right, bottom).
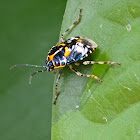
<box><xmin>52</xmin><ymin>0</ymin><xmax>140</xmax><ymax>139</ymax></box>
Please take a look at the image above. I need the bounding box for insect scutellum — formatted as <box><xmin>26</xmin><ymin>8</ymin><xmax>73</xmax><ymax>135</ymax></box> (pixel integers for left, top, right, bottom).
<box><xmin>10</xmin><ymin>9</ymin><xmax>121</xmax><ymax>105</ymax></box>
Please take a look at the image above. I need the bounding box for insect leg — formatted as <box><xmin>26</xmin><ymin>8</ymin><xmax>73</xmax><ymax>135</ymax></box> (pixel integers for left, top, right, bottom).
<box><xmin>69</xmin><ymin>65</ymin><xmax>102</xmax><ymax>83</ymax></box>
<box><xmin>52</xmin><ymin>70</ymin><xmax>56</xmax><ymax>74</ymax></box>
<box><xmin>29</xmin><ymin>69</ymin><xmax>46</xmax><ymax>84</ymax></box>
<box><xmin>75</xmin><ymin>61</ymin><xmax>121</xmax><ymax>66</ymax></box>
<box><xmin>10</xmin><ymin>64</ymin><xmax>46</xmax><ymax>70</ymax></box>
<box><xmin>53</xmin><ymin>69</ymin><xmax>63</xmax><ymax>105</ymax></box>
<box><xmin>61</xmin><ymin>9</ymin><xmax>83</xmax><ymax>42</ymax></box>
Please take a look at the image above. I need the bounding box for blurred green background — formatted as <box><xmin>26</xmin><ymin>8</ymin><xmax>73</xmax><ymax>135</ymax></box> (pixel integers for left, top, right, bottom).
<box><xmin>0</xmin><ymin>0</ymin><xmax>66</xmax><ymax>139</ymax></box>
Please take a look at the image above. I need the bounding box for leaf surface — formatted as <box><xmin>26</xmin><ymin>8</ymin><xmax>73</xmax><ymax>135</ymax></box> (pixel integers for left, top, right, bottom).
<box><xmin>52</xmin><ymin>0</ymin><xmax>140</xmax><ymax>139</ymax></box>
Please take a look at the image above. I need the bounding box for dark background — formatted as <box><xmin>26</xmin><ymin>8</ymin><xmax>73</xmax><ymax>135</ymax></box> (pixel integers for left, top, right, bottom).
<box><xmin>0</xmin><ymin>0</ymin><xmax>67</xmax><ymax>139</ymax></box>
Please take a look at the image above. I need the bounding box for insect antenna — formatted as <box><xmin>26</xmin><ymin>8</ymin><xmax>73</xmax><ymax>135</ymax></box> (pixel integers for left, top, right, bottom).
<box><xmin>29</xmin><ymin>69</ymin><xmax>47</xmax><ymax>84</ymax></box>
<box><xmin>10</xmin><ymin>64</ymin><xmax>46</xmax><ymax>70</ymax></box>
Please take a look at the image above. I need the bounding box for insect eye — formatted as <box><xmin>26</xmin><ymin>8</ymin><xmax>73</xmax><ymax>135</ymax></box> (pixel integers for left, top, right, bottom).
<box><xmin>48</xmin><ymin>61</ymin><xmax>53</xmax><ymax>67</ymax></box>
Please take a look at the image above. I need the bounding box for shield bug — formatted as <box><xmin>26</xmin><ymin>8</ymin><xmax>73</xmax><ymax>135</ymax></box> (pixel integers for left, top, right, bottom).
<box><xmin>10</xmin><ymin>9</ymin><xmax>120</xmax><ymax>104</ymax></box>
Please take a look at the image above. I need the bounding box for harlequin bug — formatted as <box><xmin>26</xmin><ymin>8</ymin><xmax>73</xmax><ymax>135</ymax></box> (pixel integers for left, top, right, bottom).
<box><xmin>10</xmin><ymin>9</ymin><xmax>120</xmax><ymax>104</ymax></box>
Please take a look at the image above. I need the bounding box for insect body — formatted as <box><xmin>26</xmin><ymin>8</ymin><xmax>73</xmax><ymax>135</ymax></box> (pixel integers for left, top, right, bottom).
<box><xmin>10</xmin><ymin>9</ymin><xmax>120</xmax><ymax>104</ymax></box>
<box><xmin>46</xmin><ymin>36</ymin><xmax>97</xmax><ymax>71</ymax></box>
